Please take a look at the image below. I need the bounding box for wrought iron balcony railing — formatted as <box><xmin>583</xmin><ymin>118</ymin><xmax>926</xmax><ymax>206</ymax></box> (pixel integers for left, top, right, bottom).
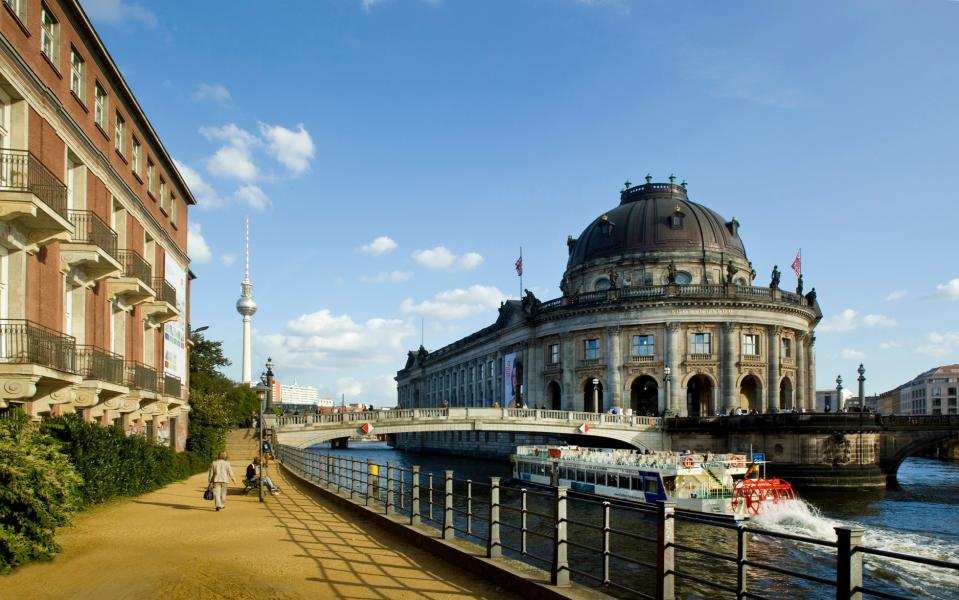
<box><xmin>0</xmin><ymin>319</ymin><xmax>76</xmax><ymax>373</ymax></box>
<box><xmin>68</xmin><ymin>210</ymin><xmax>119</xmax><ymax>260</ymax></box>
<box><xmin>152</xmin><ymin>277</ymin><xmax>177</xmax><ymax>306</ymax></box>
<box><xmin>0</xmin><ymin>149</ymin><xmax>69</xmax><ymax>220</ymax></box>
<box><xmin>124</xmin><ymin>360</ymin><xmax>157</xmax><ymax>392</ymax></box>
<box><xmin>76</xmin><ymin>345</ymin><xmax>124</xmax><ymax>385</ymax></box>
<box><xmin>117</xmin><ymin>249</ymin><xmax>152</xmax><ymax>285</ymax></box>
<box><xmin>161</xmin><ymin>374</ymin><xmax>181</xmax><ymax>398</ymax></box>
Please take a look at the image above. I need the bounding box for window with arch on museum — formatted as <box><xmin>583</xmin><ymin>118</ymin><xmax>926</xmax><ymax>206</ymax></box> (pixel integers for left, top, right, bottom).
<box><xmin>584</xmin><ymin>338</ymin><xmax>600</xmax><ymax>360</ymax></box>
<box><xmin>742</xmin><ymin>334</ymin><xmax>760</xmax><ymax>356</ymax></box>
<box><xmin>548</xmin><ymin>343</ymin><xmax>560</xmax><ymax>365</ymax></box>
<box><xmin>690</xmin><ymin>332</ymin><xmax>711</xmax><ymax>355</ymax></box>
<box><xmin>632</xmin><ymin>335</ymin><xmax>654</xmax><ymax>356</ymax></box>
<box><xmin>675</xmin><ymin>271</ymin><xmax>692</xmax><ymax>285</ymax></box>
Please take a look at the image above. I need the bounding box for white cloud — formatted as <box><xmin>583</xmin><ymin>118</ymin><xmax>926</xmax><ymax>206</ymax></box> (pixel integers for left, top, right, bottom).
<box><xmin>819</xmin><ymin>309</ymin><xmax>897</xmax><ymax>332</ymax></box>
<box><xmin>187</xmin><ymin>223</ymin><xmax>212</xmax><ymax>263</ymax></box>
<box><xmin>83</xmin><ymin>0</ymin><xmax>157</xmax><ymax>28</ymax></box>
<box><xmin>840</xmin><ymin>348</ymin><xmax>865</xmax><ymax>360</ymax></box>
<box><xmin>916</xmin><ymin>332</ymin><xmax>959</xmax><ymax>357</ymax></box>
<box><xmin>878</xmin><ymin>341</ymin><xmax>901</xmax><ymax>350</ymax></box>
<box><xmin>401</xmin><ymin>285</ymin><xmax>506</xmax><ymax>320</ymax></box>
<box><xmin>412</xmin><ymin>246</ymin><xmax>484</xmax><ymax>271</ymax></box>
<box><xmin>206</xmin><ymin>145</ymin><xmax>257</xmax><ymax>181</ymax></box>
<box><xmin>200</xmin><ymin>124</ymin><xmax>259</xmax><ymax>148</ymax></box>
<box><xmin>193</xmin><ymin>83</ymin><xmax>231</xmax><ymax>105</ymax></box>
<box><xmin>359</xmin><ymin>236</ymin><xmax>398</xmax><ymax>256</ymax></box>
<box><xmin>258</xmin><ymin>310</ymin><xmax>415</xmax><ymax>371</ymax></box>
<box><xmin>361</xmin><ymin>0</ymin><xmax>389</xmax><ymax>12</ymax></box>
<box><xmin>883</xmin><ymin>289</ymin><xmax>907</xmax><ymax>302</ymax></box>
<box><xmin>362</xmin><ymin>271</ymin><xmax>412</xmax><ymax>283</ymax></box>
<box><xmin>935</xmin><ymin>278</ymin><xmax>959</xmax><ymax>300</ymax></box>
<box><xmin>220</xmin><ymin>255</ymin><xmax>237</xmax><ymax>267</ymax></box>
<box><xmin>235</xmin><ymin>185</ymin><xmax>270</xmax><ymax>210</ymax></box>
<box><xmin>335</xmin><ymin>377</ymin><xmax>364</xmax><ymax>398</ymax></box>
<box><xmin>259</xmin><ymin>123</ymin><xmax>315</xmax><ymax>175</ymax></box>
<box><xmin>173</xmin><ymin>159</ymin><xmax>225</xmax><ymax>208</ymax></box>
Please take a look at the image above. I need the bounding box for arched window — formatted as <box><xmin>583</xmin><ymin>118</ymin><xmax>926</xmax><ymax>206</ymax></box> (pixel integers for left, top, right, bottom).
<box><xmin>594</xmin><ymin>277</ymin><xmax>611</xmax><ymax>291</ymax></box>
<box><xmin>675</xmin><ymin>271</ymin><xmax>692</xmax><ymax>285</ymax></box>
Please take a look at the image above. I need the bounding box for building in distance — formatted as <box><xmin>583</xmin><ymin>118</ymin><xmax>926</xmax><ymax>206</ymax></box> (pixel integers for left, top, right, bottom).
<box><xmin>898</xmin><ymin>365</ymin><xmax>959</xmax><ymax>416</ymax></box>
<box><xmin>273</xmin><ymin>379</ymin><xmax>333</xmax><ymax>411</ymax></box>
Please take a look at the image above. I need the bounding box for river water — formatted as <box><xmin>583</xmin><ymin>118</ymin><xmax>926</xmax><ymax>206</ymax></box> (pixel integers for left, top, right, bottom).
<box><xmin>305</xmin><ymin>442</ymin><xmax>959</xmax><ymax>598</ymax></box>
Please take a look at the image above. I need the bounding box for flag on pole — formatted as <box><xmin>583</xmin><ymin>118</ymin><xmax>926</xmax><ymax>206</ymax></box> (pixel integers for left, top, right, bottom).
<box><xmin>515</xmin><ymin>254</ymin><xmax>523</xmax><ymax>276</ymax></box>
<box><xmin>791</xmin><ymin>250</ymin><xmax>801</xmax><ymax>278</ymax></box>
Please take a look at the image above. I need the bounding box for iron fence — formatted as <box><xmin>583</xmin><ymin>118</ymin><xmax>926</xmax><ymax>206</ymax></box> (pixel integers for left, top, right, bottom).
<box><xmin>161</xmin><ymin>374</ymin><xmax>181</xmax><ymax>398</ymax></box>
<box><xmin>124</xmin><ymin>360</ymin><xmax>157</xmax><ymax>392</ymax></box>
<box><xmin>0</xmin><ymin>319</ymin><xmax>76</xmax><ymax>373</ymax></box>
<box><xmin>0</xmin><ymin>148</ymin><xmax>69</xmax><ymax>219</ymax></box>
<box><xmin>75</xmin><ymin>345</ymin><xmax>124</xmax><ymax>385</ymax></box>
<box><xmin>68</xmin><ymin>210</ymin><xmax>119</xmax><ymax>260</ymax></box>
<box><xmin>117</xmin><ymin>249</ymin><xmax>152</xmax><ymax>284</ymax></box>
<box><xmin>152</xmin><ymin>277</ymin><xmax>177</xmax><ymax>306</ymax></box>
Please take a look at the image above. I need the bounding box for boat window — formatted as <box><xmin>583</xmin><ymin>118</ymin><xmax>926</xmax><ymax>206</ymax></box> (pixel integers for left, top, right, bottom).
<box><xmin>585</xmin><ymin>470</ymin><xmax>596</xmax><ymax>485</ymax></box>
<box><xmin>607</xmin><ymin>473</ymin><xmax>618</xmax><ymax>488</ymax></box>
<box><xmin>576</xmin><ymin>469</ymin><xmax>586</xmax><ymax>482</ymax></box>
<box><xmin>537</xmin><ymin>464</ymin><xmax>546</xmax><ymax>476</ymax></box>
<box><xmin>645</xmin><ymin>478</ymin><xmax>659</xmax><ymax>494</ymax></box>
<box><xmin>632</xmin><ymin>476</ymin><xmax>643</xmax><ymax>491</ymax></box>
<box><xmin>619</xmin><ymin>474</ymin><xmax>630</xmax><ymax>489</ymax></box>
<box><xmin>596</xmin><ymin>471</ymin><xmax>606</xmax><ymax>486</ymax></box>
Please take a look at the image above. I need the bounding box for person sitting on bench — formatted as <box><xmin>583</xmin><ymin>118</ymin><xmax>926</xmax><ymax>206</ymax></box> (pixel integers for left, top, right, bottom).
<box><xmin>246</xmin><ymin>457</ymin><xmax>280</xmax><ymax>495</ymax></box>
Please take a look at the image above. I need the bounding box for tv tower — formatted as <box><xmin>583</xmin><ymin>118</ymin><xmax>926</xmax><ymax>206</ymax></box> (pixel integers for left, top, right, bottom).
<box><xmin>235</xmin><ymin>217</ymin><xmax>257</xmax><ymax>384</ymax></box>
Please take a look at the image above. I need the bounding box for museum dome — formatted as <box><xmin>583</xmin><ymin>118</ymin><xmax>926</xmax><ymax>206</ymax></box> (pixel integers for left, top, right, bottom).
<box><xmin>566</xmin><ymin>179</ymin><xmax>747</xmax><ymax>272</ymax></box>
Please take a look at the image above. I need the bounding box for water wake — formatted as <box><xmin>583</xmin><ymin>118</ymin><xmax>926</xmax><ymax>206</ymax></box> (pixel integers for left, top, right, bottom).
<box><xmin>752</xmin><ymin>499</ymin><xmax>959</xmax><ymax>598</ymax></box>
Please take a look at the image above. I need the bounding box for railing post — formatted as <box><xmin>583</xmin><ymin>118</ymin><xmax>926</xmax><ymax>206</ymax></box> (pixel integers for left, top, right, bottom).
<box><xmin>399</xmin><ymin>469</ymin><xmax>405</xmax><ymax>510</ymax></box>
<box><xmin>836</xmin><ymin>526</ymin><xmax>864</xmax><ymax>600</ymax></box>
<box><xmin>487</xmin><ymin>476</ymin><xmax>501</xmax><ymax>558</ymax></box>
<box><xmin>521</xmin><ymin>488</ymin><xmax>528</xmax><ymax>555</ymax></box>
<box><xmin>551</xmin><ymin>486</ymin><xmax>569</xmax><ymax>587</ymax></box>
<box><xmin>386</xmin><ymin>463</ymin><xmax>395</xmax><ymax>515</ymax></box>
<box><xmin>443</xmin><ymin>470</ymin><xmax>454</xmax><ymax>540</ymax></box>
<box><xmin>736</xmin><ymin>524</ymin><xmax>748</xmax><ymax>599</ymax></box>
<box><xmin>602</xmin><ymin>501</ymin><xmax>611</xmax><ymax>586</ymax></box>
<box><xmin>350</xmin><ymin>457</ymin><xmax>356</xmax><ymax>499</ymax></box>
<box><xmin>411</xmin><ymin>466</ymin><xmax>421</xmax><ymax>526</ymax></box>
<box><xmin>428</xmin><ymin>473</ymin><xmax>434</xmax><ymax>521</ymax></box>
<box><xmin>466</xmin><ymin>479</ymin><xmax>473</xmax><ymax>535</ymax></box>
<box><xmin>656</xmin><ymin>501</ymin><xmax>675</xmax><ymax>600</ymax></box>
<box><xmin>365</xmin><ymin>458</ymin><xmax>372</xmax><ymax>505</ymax></box>
<box><xmin>334</xmin><ymin>456</ymin><xmax>341</xmax><ymax>493</ymax></box>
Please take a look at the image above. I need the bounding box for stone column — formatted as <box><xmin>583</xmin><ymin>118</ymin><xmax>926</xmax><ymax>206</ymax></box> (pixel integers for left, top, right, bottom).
<box><xmin>807</xmin><ymin>335</ymin><xmax>817</xmax><ymax>411</ymax></box>
<box><xmin>527</xmin><ymin>339</ymin><xmax>542</xmax><ymax>408</ymax></box>
<box><xmin>722</xmin><ymin>322</ymin><xmax>737</xmax><ymax>414</ymax></box>
<box><xmin>561</xmin><ymin>335</ymin><xmax>576</xmax><ymax>411</ymax></box>
<box><xmin>606</xmin><ymin>327</ymin><xmax>622</xmax><ymax>411</ymax></box>
<box><xmin>767</xmin><ymin>326</ymin><xmax>781</xmax><ymax>412</ymax></box>
<box><xmin>795</xmin><ymin>333</ymin><xmax>805</xmax><ymax>411</ymax></box>
<box><xmin>666</xmin><ymin>323</ymin><xmax>682</xmax><ymax>415</ymax></box>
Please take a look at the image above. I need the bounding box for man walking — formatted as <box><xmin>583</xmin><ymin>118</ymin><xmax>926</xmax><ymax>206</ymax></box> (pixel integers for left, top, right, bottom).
<box><xmin>208</xmin><ymin>451</ymin><xmax>237</xmax><ymax>511</ymax></box>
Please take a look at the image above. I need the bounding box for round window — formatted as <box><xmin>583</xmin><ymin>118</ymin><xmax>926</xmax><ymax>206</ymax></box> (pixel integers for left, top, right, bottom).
<box><xmin>594</xmin><ymin>277</ymin><xmax>611</xmax><ymax>291</ymax></box>
<box><xmin>675</xmin><ymin>271</ymin><xmax>692</xmax><ymax>285</ymax></box>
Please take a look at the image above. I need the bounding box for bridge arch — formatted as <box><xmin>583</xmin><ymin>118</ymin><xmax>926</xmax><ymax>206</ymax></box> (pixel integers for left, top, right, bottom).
<box><xmin>881</xmin><ymin>429</ymin><xmax>959</xmax><ymax>483</ymax></box>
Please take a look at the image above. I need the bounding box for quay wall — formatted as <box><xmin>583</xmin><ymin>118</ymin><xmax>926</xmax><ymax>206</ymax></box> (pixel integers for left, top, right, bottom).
<box><xmin>391</xmin><ymin>431</ymin><xmax>566</xmax><ymax>461</ymax></box>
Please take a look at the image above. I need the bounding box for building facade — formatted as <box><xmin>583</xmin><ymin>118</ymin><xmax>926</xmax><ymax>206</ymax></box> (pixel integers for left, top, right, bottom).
<box><xmin>278</xmin><ymin>380</ymin><xmax>323</xmax><ymax>407</ymax></box>
<box><xmin>898</xmin><ymin>365</ymin><xmax>959</xmax><ymax>416</ymax></box>
<box><xmin>397</xmin><ymin>180</ymin><xmax>822</xmax><ymax>418</ymax></box>
<box><xmin>0</xmin><ymin>0</ymin><xmax>193</xmax><ymax>448</ymax></box>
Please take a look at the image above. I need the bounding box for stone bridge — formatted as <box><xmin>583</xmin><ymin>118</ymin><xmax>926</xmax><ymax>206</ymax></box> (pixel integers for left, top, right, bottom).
<box><xmin>666</xmin><ymin>413</ymin><xmax>959</xmax><ymax>488</ymax></box>
<box><xmin>271</xmin><ymin>407</ymin><xmax>666</xmax><ymax>452</ymax></box>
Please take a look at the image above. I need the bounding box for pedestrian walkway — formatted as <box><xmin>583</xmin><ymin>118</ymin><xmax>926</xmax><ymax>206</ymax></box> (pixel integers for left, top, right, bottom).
<box><xmin>4</xmin><ymin>429</ymin><xmax>520</xmax><ymax>600</ymax></box>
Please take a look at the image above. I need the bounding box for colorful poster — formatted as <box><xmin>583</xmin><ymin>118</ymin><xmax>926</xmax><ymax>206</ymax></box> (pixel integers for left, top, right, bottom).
<box><xmin>163</xmin><ymin>256</ymin><xmax>187</xmax><ymax>382</ymax></box>
<box><xmin>504</xmin><ymin>352</ymin><xmax>516</xmax><ymax>408</ymax></box>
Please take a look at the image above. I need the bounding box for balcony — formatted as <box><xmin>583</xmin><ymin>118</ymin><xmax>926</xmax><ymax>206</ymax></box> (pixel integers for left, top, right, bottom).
<box><xmin>578</xmin><ymin>357</ymin><xmax>604</xmax><ymax>369</ymax></box>
<box><xmin>0</xmin><ymin>319</ymin><xmax>77</xmax><ymax>373</ymax></box>
<box><xmin>60</xmin><ymin>210</ymin><xmax>122</xmax><ymax>282</ymax></box>
<box><xmin>74</xmin><ymin>346</ymin><xmax>128</xmax><ymax>409</ymax></box>
<box><xmin>141</xmin><ymin>277</ymin><xmax>179</xmax><ymax>325</ymax></box>
<box><xmin>124</xmin><ymin>360</ymin><xmax>158</xmax><ymax>393</ymax></box>
<box><xmin>687</xmin><ymin>353</ymin><xmax>716</xmax><ymax>363</ymax></box>
<box><xmin>105</xmin><ymin>249</ymin><xmax>154</xmax><ymax>307</ymax></box>
<box><xmin>628</xmin><ymin>354</ymin><xmax>657</xmax><ymax>364</ymax></box>
<box><xmin>0</xmin><ymin>149</ymin><xmax>73</xmax><ymax>247</ymax></box>
<box><xmin>160</xmin><ymin>374</ymin><xmax>182</xmax><ymax>402</ymax></box>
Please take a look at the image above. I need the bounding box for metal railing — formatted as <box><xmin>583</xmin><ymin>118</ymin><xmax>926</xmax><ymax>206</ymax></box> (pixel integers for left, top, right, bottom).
<box><xmin>152</xmin><ymin>277</ymin><xmax>177</xmax><ymax>306</ymax></box>
<box><xmin>68</xmin><ymin>210</ymin><xmax>119</xmax><ymax>260</ymax></box>
<box><xmin>0</xmin><ymin>319</ymin><xmax>76</xmax><ymax>373</ymax></box>
<box><xmin>75</xmin><ymin>345</ymin><xmax>124</xmax><ymax>385</ymax></box>
<box><xmin>117</xmin><ymin>249</ymin><xmax>152</xmax><ymax>285</ymax></box>
<box><xmin>0</xmin><ymin>148</ymin><xmax>69</xmax><ymax>220</ymax></box>
<box><xmin>273</xmin><ymin>408</ymin><xmax>663</xmax><ymax>429</ymax></box>
<box><xmin>161</xmin><ymin>374</ymin><xmax>181</xmax><ymax>398</ymax></box>
<box><xmin>278</xmin><ymin>445</ymin><xmax>959</xmax><ymax>600</ymax></box>
<box><xmin>124</xmin><ymin>360</ymin><xmax>157</xmax><ymax>392</ymax></box>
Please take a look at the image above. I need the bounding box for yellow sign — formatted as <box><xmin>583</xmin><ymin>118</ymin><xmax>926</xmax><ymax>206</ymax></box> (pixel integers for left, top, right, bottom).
<box><xmin>370</xmin><ymin>464</ymin><xmax>379</xmax><ymax>476</ymax></box>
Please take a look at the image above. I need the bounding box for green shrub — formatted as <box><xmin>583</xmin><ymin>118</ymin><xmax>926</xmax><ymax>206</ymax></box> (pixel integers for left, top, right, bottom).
<box><xmin>0</xmin><ymin>411</ymin><xmax>82</xmax><ymax>573</ymax></box>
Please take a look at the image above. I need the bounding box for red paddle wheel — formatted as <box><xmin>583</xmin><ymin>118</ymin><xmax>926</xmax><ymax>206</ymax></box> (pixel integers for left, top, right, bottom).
<box><xmin>731</xmin><ymin>478</ymin><xmax>796</xmax><ymax>515</ymax></box>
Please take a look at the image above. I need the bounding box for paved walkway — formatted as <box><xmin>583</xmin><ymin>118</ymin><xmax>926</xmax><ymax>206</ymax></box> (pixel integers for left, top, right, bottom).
<box><xmin>4</xmin><ymin>430</ymin><xmax>520</xmax><ymax>600</ymax></box>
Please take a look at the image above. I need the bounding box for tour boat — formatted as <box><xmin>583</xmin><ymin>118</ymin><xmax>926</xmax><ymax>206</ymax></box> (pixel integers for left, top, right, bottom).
<box><xmin>511</xmin><ymin>445</ymin><xmax>796</xmax><ymax>521</ymax></box>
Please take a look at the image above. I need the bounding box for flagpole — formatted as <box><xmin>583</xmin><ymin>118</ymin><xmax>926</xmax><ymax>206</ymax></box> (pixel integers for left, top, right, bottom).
<box><xmin>519</xmin><ymin>246</ymin><xmax>523</xmax><ymax>298</ymax></box>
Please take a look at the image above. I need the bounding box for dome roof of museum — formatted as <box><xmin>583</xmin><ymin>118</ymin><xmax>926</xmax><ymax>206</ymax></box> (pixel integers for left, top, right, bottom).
<box><xmin>566</xmin><ymin>179</ymin><xmax>747</xmax><ymax>270</ymax></box>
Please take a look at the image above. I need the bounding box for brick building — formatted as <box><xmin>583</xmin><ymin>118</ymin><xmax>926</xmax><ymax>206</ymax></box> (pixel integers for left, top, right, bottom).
<box><xmin>0</xmin><ymin>0</ymin><xmax>192</xmax><ymax>449</ymax></box>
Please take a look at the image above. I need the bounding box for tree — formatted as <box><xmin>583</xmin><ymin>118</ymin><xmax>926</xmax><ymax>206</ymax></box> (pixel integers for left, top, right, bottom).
<box><xmin>189</xmin><ymin>331</ymin><xmax>230</xmax><ymax>379</ymax></box>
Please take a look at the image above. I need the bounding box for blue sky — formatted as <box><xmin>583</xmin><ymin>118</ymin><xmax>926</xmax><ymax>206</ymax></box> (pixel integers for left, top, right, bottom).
<box><xmin>86</xmin><ymin>0</ymin><xmax>959</xmax><ymax>406</ymax></box>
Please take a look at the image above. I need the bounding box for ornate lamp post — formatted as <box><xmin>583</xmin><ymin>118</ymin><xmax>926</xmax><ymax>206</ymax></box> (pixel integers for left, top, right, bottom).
<box><xmin>254</xmin><ymin>376</ymin><xmax>268</xmax><ymax>503</ymax></box>
<box><xmin>265</xmin><ymin>357</ymin><xmax>275</xmax><ymax>413</ymax></box>
<box><xmin>591</xmin><ymin>377</ymin><xmax>600</xmax><ymax>413</ymax></box>
<box><xmin>834</xmin><ymin>374</ymin><xmax>843</xmax><ymax>413</ymax></box>
<box><xmin>857</xmin><ymin>364</ymin><xmax>866</xmax><ymax>411</ymax></box>
<box><xmin>663</xmin><ymin>366</ymin><xmax>672</xmax><ymax>417</ymax></box>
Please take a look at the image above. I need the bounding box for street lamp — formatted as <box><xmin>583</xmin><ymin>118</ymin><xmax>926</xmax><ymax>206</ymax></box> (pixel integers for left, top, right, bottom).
<box><xmin>265</xmin><ymin>357</ymin><xmax>275</xmax><ymax>413</ymax></box>
<box><xmin>254</xmin><ymin>375</ymin><xmax>268</xmax><ymax>503</ymax></box>
<box><xmin>834</xmin><ymin>374</ymin><xmax>843</xmax><ymax>413</ymax></box>
<box><xmin>663</xmin><ymin>366</ymin><xmax>672</xmax><ymax>417</ymax></box>
<box><xmin>591</xmin><ymin>378</ymin><xmax>600</xmax><ymax>413</ymax></box>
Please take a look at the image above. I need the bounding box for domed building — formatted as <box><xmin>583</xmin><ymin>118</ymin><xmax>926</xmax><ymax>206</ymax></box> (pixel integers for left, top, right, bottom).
<box><xmin>396</xmin><ymin>178</ymin><xmax>821</xmax><ymax>422</ymax></box>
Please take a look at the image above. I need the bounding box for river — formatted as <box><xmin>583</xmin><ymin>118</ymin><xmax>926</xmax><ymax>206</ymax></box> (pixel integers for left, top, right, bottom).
<box><xmin>304</xmin><ymin>442</ymin><xmax>959</xmax><ymax>598</ymax></box>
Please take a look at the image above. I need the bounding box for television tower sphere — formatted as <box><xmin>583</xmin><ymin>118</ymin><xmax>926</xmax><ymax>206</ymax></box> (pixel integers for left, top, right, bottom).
<box><xmin>236</xmin><ymin>291</ymin><xmax>257</xmax><ymax>316</ymax></box>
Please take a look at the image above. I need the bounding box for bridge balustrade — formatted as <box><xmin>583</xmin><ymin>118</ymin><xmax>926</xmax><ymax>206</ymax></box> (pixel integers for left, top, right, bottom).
<box><xmin>276</xmin><ymin>443</ymin><xmax>959</xmax><ymax>600</ymax></box>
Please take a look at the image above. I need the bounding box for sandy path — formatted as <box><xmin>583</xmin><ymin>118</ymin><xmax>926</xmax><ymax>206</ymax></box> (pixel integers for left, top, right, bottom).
<box><xmin>3</xmin><ymin>430</ymin><xmax>519</xmax><ymax>600</ymax></box>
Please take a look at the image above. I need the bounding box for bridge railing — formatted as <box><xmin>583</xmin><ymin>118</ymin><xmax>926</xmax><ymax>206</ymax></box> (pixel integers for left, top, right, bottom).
<box><xmin>273</xmin><ymin>408</ymin><xmax>663</xmax><ymax>430</ymax></box>
<box><xmin>277</xmin><ymin>444</ymin><xmax>959</xmax><ymax>600</ymax></box>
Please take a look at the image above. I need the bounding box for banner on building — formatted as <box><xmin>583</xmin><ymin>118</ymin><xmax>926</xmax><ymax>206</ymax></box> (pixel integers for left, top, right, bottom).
<box><xmin>504</xmin><ymin>352</ymin><xmax>516</xmax><ymax>408</ymax></box>
<box><xmin>163</xmin><ymin>256</ymin><xmax>187</xmax><ymax>382</ymax></box>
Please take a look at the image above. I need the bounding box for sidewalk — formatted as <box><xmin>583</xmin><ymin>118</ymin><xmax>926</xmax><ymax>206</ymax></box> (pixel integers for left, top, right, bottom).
<box><xmin>3</xmin><ymin>429</ymin><xmax>519</xmax><ymax>600</ymax></box>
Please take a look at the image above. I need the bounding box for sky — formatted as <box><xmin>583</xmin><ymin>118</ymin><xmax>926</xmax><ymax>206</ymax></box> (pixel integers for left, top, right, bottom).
<box><xmin>84</xmin><ymin>0</ymin><xmax>959</xmax><ymax>406</ymax></box>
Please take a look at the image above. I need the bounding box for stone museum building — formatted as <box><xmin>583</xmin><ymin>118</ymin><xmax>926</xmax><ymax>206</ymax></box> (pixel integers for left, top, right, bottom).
<box><xmin>0</xmin><ymin>0</ymin><xmax>193</xmax><ymax>448</ymax></box>
<box><xmin>396</xmin><ymin>178</ymin><xmax>822</xmax><ymax>420</ymax></box>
